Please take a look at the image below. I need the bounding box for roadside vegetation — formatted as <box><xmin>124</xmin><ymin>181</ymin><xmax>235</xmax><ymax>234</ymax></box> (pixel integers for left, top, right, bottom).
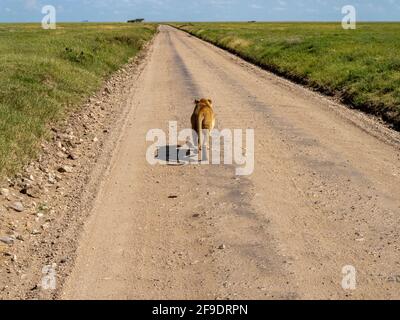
<box><xmin>0</xmin><ymin>23</ymin><xmax>156</xmax><ymax>177</ymax></box>
<box><xmin>173</xmin><ymin>22</ymin><xmax>400</xmax><ymax>130</ymax></box>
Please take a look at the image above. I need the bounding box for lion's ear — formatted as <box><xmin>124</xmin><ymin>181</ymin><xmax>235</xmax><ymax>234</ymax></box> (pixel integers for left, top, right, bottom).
<box><xmin>207</xmin><ymin>99</ymin><xmax>212</xmax><ymax>104</ymax></box>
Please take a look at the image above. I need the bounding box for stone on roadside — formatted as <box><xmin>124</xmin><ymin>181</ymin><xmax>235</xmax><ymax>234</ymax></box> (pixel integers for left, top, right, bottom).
<box><xmin>9</xmin><ymin>202</ymin><xmax>24</xmax><ymax>212</ymax></box>
<box><xmin>56</xmin><ymin>151</ymin><xmax>66</xmax><ymax>159</ymax></box>
<box><xmin>0</xmin><ymin>188</ymin><xmax>10</xmax><ymax>197</ymax></box>
<box><xmin>67</xmin><ymin>153</ymin><xmax>78</xmax><ymax>160</ymax></box>
<box><xmin>0</xmin><ymin>237</ymin><xmax>14</xmax><ymax>245</ymax></box>
<box><xmin>48</xmin><ymin>173</ymin><xmax>56</xmax><ymax>184</ymax></box>
<box><xmin>58</xmin><ymin>166</ymin><xmax>73</xmax><ymax>173</ymax></box>
<box><xmin>20</xmin><ymin>187</ymin><xmax>40</xmax><ymax>198</ymax></box>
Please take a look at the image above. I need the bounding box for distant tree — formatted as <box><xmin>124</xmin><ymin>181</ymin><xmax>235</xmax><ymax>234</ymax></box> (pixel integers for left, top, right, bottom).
<box><xmin>128</xmin><ymin>19</ymin><xmax>145</xmax><ymax>23</ymax></box>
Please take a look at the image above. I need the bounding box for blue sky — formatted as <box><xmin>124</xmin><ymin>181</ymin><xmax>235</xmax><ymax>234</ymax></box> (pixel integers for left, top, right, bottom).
<box><xmin>0</xmin><ymin>0</ymin><xmax>399</xmax><ymax>22</ymax></box>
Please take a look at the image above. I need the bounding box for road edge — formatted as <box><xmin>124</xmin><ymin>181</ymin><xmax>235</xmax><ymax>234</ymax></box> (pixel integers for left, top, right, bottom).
<box><xmin>170</xmin><ymin>24</ymin><xmax>400</xmax><ymax>133</ymax></box>
<box><xmin>0</xmin><ymin>31</ymin><xmax>158</xmax><ymax>300</ymax></box>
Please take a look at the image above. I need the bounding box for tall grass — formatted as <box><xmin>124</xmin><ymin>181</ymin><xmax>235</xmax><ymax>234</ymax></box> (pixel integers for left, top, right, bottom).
<box><xmin>0</xmin><ymin>23</ymin><xmax>156</xmax><ymax>177</ymax></box>
<box><xmin>173</xmin><ymin>22</ymin><xmax>400</xmax><ymax>130</ymax></box>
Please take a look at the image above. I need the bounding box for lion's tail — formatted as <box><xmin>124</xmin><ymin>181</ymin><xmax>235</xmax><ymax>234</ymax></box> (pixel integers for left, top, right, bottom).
<box><xmin>198</xmin><ymin>113</ymin><xmax>204</xmax><ymax>151</ymax></box>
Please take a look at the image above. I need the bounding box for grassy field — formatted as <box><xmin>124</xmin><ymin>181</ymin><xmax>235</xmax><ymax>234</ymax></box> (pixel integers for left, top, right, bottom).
<box><xmin>0</xmin><ymin>23</ymin><xmax>156</xmax><ymax>177</ymax></box>
<box><xmin>173</xmin><ymin>22</ymin><xmax>400</xmax><ymax>130</ymax></box>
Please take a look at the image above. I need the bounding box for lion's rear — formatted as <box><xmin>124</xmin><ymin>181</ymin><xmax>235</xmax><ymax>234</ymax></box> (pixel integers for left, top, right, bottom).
<box><xmin>191</xmin><ymin>98</ymin><xmax>216</xmax><ymax>161</ymax></box>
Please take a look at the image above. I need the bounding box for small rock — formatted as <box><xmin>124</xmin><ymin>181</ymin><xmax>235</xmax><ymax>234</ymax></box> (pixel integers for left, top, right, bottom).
<box><xmin>168</xmin><ymin>195</ymin><xmax>178</xmax><ymax>199</ymax></box>
<box><xmin>9</xmin><ymin>202</ymin><xmax>24</xmax><ymax>212</ymax></box>
<box><xmin>39</xmin><ymin>165</ymin><xmax>49</xmax><ymax>173</ymax></box>
<box><xmin>56</xmin><ymin>151</ymin><xmax>66</xmax><ymax>158</ymax></box>
<box><xmin>193</xmin><ymin>213</ymin><xmax>200</xmax><ymax>218</ymax></box>
<box><xmin>93</xmin><ymin>137</ymin><xmax>99</xmax><ymax>143</ymax></box>
<box><xmin>218</xmin><ymin>244</ymin><xmax>226</xmax><ymax>250</ymax></box>
<box><xmin>20</xmin><ymin>187</ymin><xmax>40</xmax><ymax>198</ymax></box>
<box><xmin>67</xmin><ymin>153</ymin><xmax>78</xmax><ymax>160</ymax></box>
<box><xmin>0</xmin><ymin>188</ymin><xmax>10</xmax><ymax>197</ymax></box>
<box><xmin>41</xmin><ymin>223</ymin><xmax>50</xmax><ymax>230</ymax></box>
<box><xmin>31</xmin><ymin>230</ymin><xmax>41</xmax><ymax>235</ymax></box>
<box><xmin>48</xmin><ymin>173</ymin><xmax>56</xmax><ymax>184</ymax></box>
<box><xmin>58</xmin><ymin>166</ymin><xmax>73</xmax><ymax>173</ymax></box>
<box><xmin>0</xmin><ymin>237</ymin><xmax>14</xmax><ymax>245</ymax></box>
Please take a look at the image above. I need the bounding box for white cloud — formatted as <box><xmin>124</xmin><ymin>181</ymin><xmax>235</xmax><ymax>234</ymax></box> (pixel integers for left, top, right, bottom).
<box><xmin>25</xmin><ymin>0</ymin><xmax>38</xmax><ymax>9</ymax></box>
<box><xmin>250</xmin><ymin>4</ymin><xmax>262</xmax><ymax>9</ymax></box>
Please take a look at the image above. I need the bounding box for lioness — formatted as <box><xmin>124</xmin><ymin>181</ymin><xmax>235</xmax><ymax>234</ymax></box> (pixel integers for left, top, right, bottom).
<box><xmin>191</xmin><ymin>98</ymin><xmax>216</xmax><ymax>161</ymax></box>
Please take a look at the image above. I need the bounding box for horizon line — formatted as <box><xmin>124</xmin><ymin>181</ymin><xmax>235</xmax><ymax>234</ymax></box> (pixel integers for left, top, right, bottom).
<box><xmin>1</xmin><ymin>20</ymin><xmax>400</xmax><ymax>24</ymax></box>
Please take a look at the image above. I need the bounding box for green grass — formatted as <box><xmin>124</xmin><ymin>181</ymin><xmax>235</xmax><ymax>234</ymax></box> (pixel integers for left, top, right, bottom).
<box><xmin>0</xmin><ymin>23</ymin><xmax>156</xmax><ymax>177</ymax></box>
<box><xmin>173</xmin><ymin>22</ymin><xmax>400</xmax><ymax>130</ymax></box>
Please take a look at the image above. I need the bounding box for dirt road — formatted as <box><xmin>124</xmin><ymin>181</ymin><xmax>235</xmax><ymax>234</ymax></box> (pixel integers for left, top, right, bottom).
<box><xmin>61</xmin><ymin>25</ymin><xmax>400</xmax><ymax>299</ymax></box>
